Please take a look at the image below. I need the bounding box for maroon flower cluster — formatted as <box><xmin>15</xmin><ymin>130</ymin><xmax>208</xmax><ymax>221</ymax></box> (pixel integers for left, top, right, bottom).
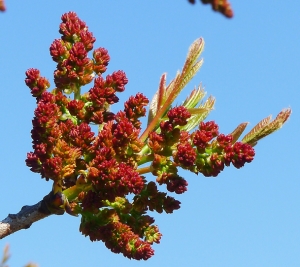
<box><xmin>188</xmin><ymin>0</ymin><xmax>233</xmax><ymax>18</ymax></box>
<box><xmin>50</xmin><ymin>12</ymin><xmax>96</xmax><ymax>91</ymax></box>
<box><xmin>193</xmin><ymin>121</ymin><xmax>255</xmax><ymax>176</ymax></box>
<box><xmin>79</xmin><ymin>209</ymin><xmax>159</xmax><ymax>260</ymax></box>
<box><xmin>149</xmin><ymin>109</ymin><xmax>255</xmax><ymax>180</ymax></box>
<box><xmin>25</xmin><ymin>69</ymin><xmax>50</xmax><ymax>98</ymax></box>
<box><xmin>0</xmin><ymin>0</ymin><xmax>5</xmax><ymax>11</ymax></box>
<box><xmin>24</xmin><ymin>12</ymin><xmax>255</xmax><ymax>261</ymax></box>
<box><xmin>133</xmin><ymin>181</ymin><xmax>181</xmax><ymax>214</ymax></box>
<box><xmin>25</xmin><ymin>12</ymin><xmax>158</xmax><ymax>260</ymax></box>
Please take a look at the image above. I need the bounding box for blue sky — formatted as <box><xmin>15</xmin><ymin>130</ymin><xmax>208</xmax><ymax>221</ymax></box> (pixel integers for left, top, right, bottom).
<box><xmin>0</xmin><ymin>1</ymin><xmax>299</xmax><ymax>266</ymax></box>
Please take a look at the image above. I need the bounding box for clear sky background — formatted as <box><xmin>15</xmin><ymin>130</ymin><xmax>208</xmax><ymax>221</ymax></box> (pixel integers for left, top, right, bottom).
<box><xmin>0</xmin><ymin>1</ymin><xmax>299</xmax><ymax>266</ymax></box>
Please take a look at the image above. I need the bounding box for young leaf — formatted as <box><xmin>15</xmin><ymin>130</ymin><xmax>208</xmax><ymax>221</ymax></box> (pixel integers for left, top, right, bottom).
<box><xmin>182</xmin><ymin>86</ymin><xmax>206</xmax><ymax>109</ymax></box>
<box><xmin>229</xmin><ymin>122</ymin><xmax>249</xmax><ymax>143</ymax></box>
<box><xmin>242</xmin><ymin>108</ymin><xmax>291</xmax><ymax>146</ymax></box>
<box><xmin>148</xmin><ymin>73</ymin><xmax>167</xmax><ymax>125</ymax></box>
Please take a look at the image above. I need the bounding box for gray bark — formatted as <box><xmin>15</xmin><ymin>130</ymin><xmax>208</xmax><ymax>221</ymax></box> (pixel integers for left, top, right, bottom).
<box><xmin>0</xmin><ymin>191</ymin><xmax>65</xmax><ymax>239</ymax></box>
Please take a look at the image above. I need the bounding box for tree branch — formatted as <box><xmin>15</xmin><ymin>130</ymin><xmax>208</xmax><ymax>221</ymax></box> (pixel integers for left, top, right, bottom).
<box><xmin>0</xmin><ymin>191</ymin><xmax>65</xmax><ymax>239</ymax></box>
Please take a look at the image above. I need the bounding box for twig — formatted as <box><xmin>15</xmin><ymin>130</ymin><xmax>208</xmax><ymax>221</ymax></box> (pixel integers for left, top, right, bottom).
<box><xmin>0</xmin><ymin>191</ymin><xmax>65</xmax><ymax>239</ymax></box>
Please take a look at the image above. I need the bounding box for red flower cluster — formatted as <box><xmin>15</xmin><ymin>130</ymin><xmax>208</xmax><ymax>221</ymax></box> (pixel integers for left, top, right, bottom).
<box><xmin>24</xmin><ymin>12</ymin><xmax>255</xmax><ymax>260</ymax></box>
<box><xmin>25</xmin><ymin>69</ymin><xmax>50</xmax><ymax>98</ymax></box>
<box><xmin>188</xmin><ymin>0</ymin><xmax>233</xmax><ymax>18</ymax></box>
<box><xmin>80</xmin><ymin>210</ymin><xmax>158</xmax><ymax>260</ymax></box>
<box><xmin>150</xmin><ymin>112</ymin><xmax>255</xmax><ymax>179</ymax></box>
<box><xmin>133</xmin><ymin>181</ymin><xmax>181</xmax><ymax>213</ymax></box>
<box><xmin>193</xmin><ymin>121</ymin><xmax>255</xmax><ymax>176</ymax></box>
<box><xmin>0</xmin><ymin>0</ymin><xmax>5</xmax><ymax>11</ymax></box>
<box><xmin>25</xmin><ymin>12</ymin><xmax>162</xmax><ymax>261</ymax></box>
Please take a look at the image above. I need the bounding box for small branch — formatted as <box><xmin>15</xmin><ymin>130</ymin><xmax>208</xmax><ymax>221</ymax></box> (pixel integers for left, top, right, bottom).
<box><xmin>0</xmin><ymin>201</ymin><xmax>48</xmax><ymax>239</ymax></box>
<box><xmin>0</xmin><ymin>191</ymin><xmax>65</xmax><ymax>239</ymax></box>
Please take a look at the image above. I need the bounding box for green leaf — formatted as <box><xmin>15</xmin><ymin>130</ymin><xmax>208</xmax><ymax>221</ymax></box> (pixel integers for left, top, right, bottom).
<box><xmin>182</xmin><ymin>86</ymin><xmax>206</xmax><ymax>109</ymax></box>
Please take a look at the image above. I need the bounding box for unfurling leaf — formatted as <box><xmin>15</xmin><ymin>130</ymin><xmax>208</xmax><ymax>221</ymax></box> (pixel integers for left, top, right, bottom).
<box><xmin>230</xmin><ymin>122</ymin><xmax>249</xmax><ymax>143</ymax></box>
<box><xmin>148</xmin><ymin>74</ymin><xmax>167</xmax><ymax>125</ymax></box>
<box><xmin>182</xmin><ymin>86</ymin><xmax>206</xmax><ymax>108</ymax></box>
<box><xmin>242</xmin><ymin>108</ymin><xmax>291</xmax><ymax>146</ymax></box>
<box><xmin>140</xmin><ymin>38</ymin><xmax>205</xmax><ymax>142</ymax></box>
